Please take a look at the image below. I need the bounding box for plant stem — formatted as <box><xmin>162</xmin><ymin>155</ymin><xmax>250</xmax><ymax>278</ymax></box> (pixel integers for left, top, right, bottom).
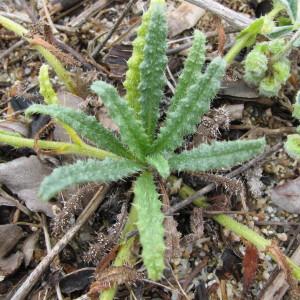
<box><xmin>34</xmin><ymin>45</ymin><xmax>78</xmax><ymax>94</ymax></box>
<box><xmin>225</xmin><ymin>32</ymin><xmax>251</xmax><ymax>64</ymax></box>
<box><xmin>176</xmin><ymin>180</ymin><xmax>300</xmax><ymax>280</ymax></box>
<box><xmin>224</xmin><ymin>5</ymin><xmax>284</xmax><ymax>64</ymax></box>
<box><xmin>0</xmin><ymin>133</ymin><xmax>118</xmax><ymax>160</ymax></box>
<box><xmin>0</xmin><ymin>16</ymin><xmax>77</xmax><ymax>94</ymax></box>
<box><xmin>99</xmin><ymin>205</ymin><xmax>138</xmax><ymax>300</ymax></box>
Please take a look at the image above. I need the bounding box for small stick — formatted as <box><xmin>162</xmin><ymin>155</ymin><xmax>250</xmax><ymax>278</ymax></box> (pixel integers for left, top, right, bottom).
<box><xmin>68</xmin><ymin>0</ymin><xmax>111</xmax><ymax>27</ymax></box>
<box><xmin>11</xmin><ymin>185</ymin><xmax>108</xmax><ymax>300</ymax></box>
<box><xmin>92</xmin><ymin>0</ymin><xmax>138</xmax><ymax>57</ymax></box>
<box><xmin>185</xmin><ymin>0</ymin><xmax>252</xmax><ymax>29</ymax></box>
<box><xmin>167</xmin><ymin>143</ymin><xmax>282</xmax><ymax>214</ymax></box>
<box><xmin>42</xmin><ymin>0</ymin><xmax>58</xmax><ymax>34</ymax></box>
<box><xmin>41</xmin><ymin>214</ymin><xmax>63</xmax><ymax>300</ymax></box>
<box><xmin>0</xmin><ymin>40</ymin><xmax>25</xmax><ymax>61</ymax></box>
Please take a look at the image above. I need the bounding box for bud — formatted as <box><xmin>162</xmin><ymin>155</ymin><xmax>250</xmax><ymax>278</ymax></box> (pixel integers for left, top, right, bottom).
<box><xmin>244</xmin><ymin>49</ymin><xmax>268</xmax><ymax>85</ymax></box>
<box><xmin>259</xmin><ymin>76</ymin><xmax>281</xmax><ymax>97</ymax></box>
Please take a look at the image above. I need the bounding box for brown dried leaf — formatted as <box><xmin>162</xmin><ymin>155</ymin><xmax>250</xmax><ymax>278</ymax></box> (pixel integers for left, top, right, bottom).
<box><xmin>165</xmin><ymin>216</ymin><xmax>182</xmax><ymax>261</ymax></box>
<box><xmin>243</xmin><ymin>243</ymin><xmax>258</xmax><ymax>295</ymax></box>
<box><xmin>83</xmin><ymin>204</ymin><xmax>127</xmax><ymax>264</ymax></box>
<box><xmin>22</xmin><ymin>231</ymin><xmax>40</xmax><ymax>267</ymax></box>
<box><xmin>0</xmin><ymin>120</ymin><xmax>28</xmax><ymax>137</ymax></box>
<box><xmin>271</xmin><ymin>177</ymin><xmax>300</xmax><ymax>213</ymax></box>
<box><xmin>168</xmin><ymin>2</ymin><xmax>205</xmax><ymax>37</ymax></box>
<box><xmin>266</xmin><ymin>242</ymin><xmax>291</xmax><ymax>282</ymax></box>
<box><xmin>0</xmin><ymin>251</ymin><xmax>24</xmax><ymax>276</ymax></box>
<box><xmin>52</xmin><ymin>183</ymin><xmax>100</xmax><ymax>237</ymax></box>
<box><xmin>0</xmin><ymin>224</ymin><xmax>23</xmax><ymax>258</ymax></box>
<box><xmin>0</xmin><ymin>156</ymin><xmax>54</xmax><ymax>216</ymax></box>
<box><xmin>89</xmin><ymin>266</ymin><xmax>142</xmax><ymax>296</ymax></box>
<box><xmin>190</xmin><ymin>207</ymin><xmax>204</xmax><ymax>239</ymax></box>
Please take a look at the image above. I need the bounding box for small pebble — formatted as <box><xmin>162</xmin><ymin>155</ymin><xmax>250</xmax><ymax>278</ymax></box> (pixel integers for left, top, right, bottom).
<box><xmin>263</xmin><ymin>270</ymin><xmax>270</xmax><ymax>280</ymax></box>
<box><xmin>277</xmin><ymin>233</ymin><xmax>288</xmax><ymax>241</ymax></box>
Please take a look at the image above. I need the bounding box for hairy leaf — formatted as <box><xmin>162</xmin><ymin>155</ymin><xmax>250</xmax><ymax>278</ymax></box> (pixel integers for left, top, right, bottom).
<box><xmin>278</xmin><ymin>0</ymin><xmax>299</xmax><ymax>23</ymax></box>
<box><xmin>146</xmin><ymin>154</ymin><xmax>170</xmax><ymax>178</ymax></box>
<box><xmin>91</xmin><ymin>81</ymin><xmax>151</xmax><ymax>159</ymax></box>
<box><xmin>39</xmin><ymin>65</ymin><xmax>58</xmax><ymax>105</ymax></box>
<box><xmin>285</xmin><ymin>134</ymin><xmax>300</xmax><ymax>159</ymax></box>
<box><xmin>139</xmin><ymin>1</ymin><xmax>167</xmax><ymax>139</ymax></box>
<box><xmin>153</xmin><ymin>57</ymin><xmax>226</xmax><ymax>153</ymax></box>
<box><xmin>134</xmin><ymin>172</ymin><xmax>165</xmax><ymax>280</ymax></box>
<box><xmin>26</xmin><ymin>104</ymin><xmax>130</xmax><ymax>158</ymax></box>
<box><xmin>39</xmin><ymin>158</ymin><xmax>142</xmax><ymax>201</ymax></box>
<box><xmin>123</xmin><ymin>3</ymin><xmax>151</xmax><ymax>113</ymax></box>
<box><xmin>168</xmin><ymin>138</ymin><xmax>266</xmax><ymax>172</ymax></box>
<box><xmin>169</xmin><ymin>31</ymin><xmax>206</xmax><ymax>112</ymax></box>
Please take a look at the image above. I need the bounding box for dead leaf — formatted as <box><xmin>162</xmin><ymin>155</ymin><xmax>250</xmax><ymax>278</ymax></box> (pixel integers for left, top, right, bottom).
<box><xmin>271</xmin><ymin>177</ymin><xmax>300</xmax><ymax>213</ymax></box>
<box><xmin>165</xmin><ymin>216</ymin><xmax>182</xmax><ymax>261</ymax></box>
<box><xmin>190</xmin><ymin>207</ymin><xmax>204</xmax><ymax>239</ymax></box>
<box><xmin>0</xmin><ymin>120</ymin><xmax>28</xmax><ymax>137</ymax></box>
<box><xmin>22</xmin><ymin>231</ymin><xmax>40</xmax><ymax>267</ymax></box>
<box><xmin>97</xmin><ymin>106</ymin><xmax>119</xmax><ymax>132</ymax></box>
<box><xmin>243</xmin><ymin>243</ymin><xmax>259</xmax><ymax>295</ymax></box>
<box><xmin>0</xmin><ymin>224</ymin><xmax>23</xmax><ymax>258</ymax></box>
<box><xmin>89</xmin><ymin>266</ymin><xmax>142</xmax><ymax>296</ymax></box>
<box><xmin>0</xmin><ymin>251</ymin><xmax>24</xmax><ymax>276</ymax></box>
<box><xmin>59</xmin><ymin>268</ymin><xmax>95</xmax><ymax>293</ymax></box>
<box><xmin>168</xmin><ymin>2</ymin><xmax>205</xmax><ymax>37</ymax></box>
<box><xmin>0</xmin><ymin>156</ymin><xmax>54</xmax><ymax>217</ymax></box>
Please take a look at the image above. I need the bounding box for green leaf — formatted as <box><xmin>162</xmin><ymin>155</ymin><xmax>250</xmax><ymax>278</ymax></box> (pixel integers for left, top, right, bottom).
<box><xmin>123</xmin><ymin>0</ymin><xmax>165</xmax><ymax>114</ymax></box>
<box><xmin>278</xmin><ymin>0</ymin><xmax>299</xmax><ymax>23</ymax></box>
<box><xmin>123</xmin><ymin>3</ymin><xmax>151</xmax><ymax>113</ymax></box>
<box><xmin>146</xmin><ymin>154</ymin><xmax>170</xmax><ymax>178</ymax></box>
<box><xmin>169</xmin><ymin>30</ymin><xmax>206</xmax><ymax>113</ymax></box>
<box><xmin>268</xmin><ymin>25</ymin><xmax>294</xmax><ymax>39</ymax></box>
<box><xmin>236</xmin><ymin>18</ymin><xmax>264</xmax><ymax>47</ymax></box>
<box><xmin>91</xmin><ymin>81</ymin><xmax>151</xmax><ymax>159</ymax></box>
<box><xmin>133</xmin><ymin>172</ymin><xmax>165</xmax><ymax>280</ymax></box>
<box><xmin>26</xmin><ymin>104</ymin><xmax>130</xmax><ymax>158</ymax></box>
<box><xmin>153</xmin><ymin>57</ymin><xmax>226</xmax><ymax>153</ymax></box>
<box><xmin>285</xmin><ymin>134</ymin><xmax>300</xmax><ymax>159</ymax></box>
<box><xmin>39</xmin><ymin>158</ymin><xmax>142</xmax><ymax>201</ymax></box>
<box><xmin>168</xmin><ymin>138</ymin><xmax>266</xmax><ymax>172</ymax></box>
<box><xmin>39</xmin><ymin>64</ymin><xmax>58</xmax><ymax>105</ymax></box>
<box><xmin>139</xmin><ymin>1</ymin><xmax>167</xmax><ymax>139</ymax></box>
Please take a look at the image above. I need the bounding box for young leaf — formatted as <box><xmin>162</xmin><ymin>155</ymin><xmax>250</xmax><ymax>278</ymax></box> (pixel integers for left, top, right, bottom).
<box><xmin>39</xmin><ymin>158</ymin><xmax>142</xmax><ymax>201</ymax></box>
<box><xmin>123</xmin><ymin>3</ymin><xmax>151</xmax><ymax>113</ymax></box>
<box><xmin>39</xmin><ymin>65</ymin><xmax>58</xmax><ymax>105</ymax></box>
<box><xmin>26</xmin><ymin>104</ymin><xmax>130</xmax><ymax>158</ymax></box>
<box><xmin>169</xmin><ymin>31</ymin><xmax>206</xmax><ymax>113</ymax></box>
<box><xmin>146</xmin><ymin>154</ymin><xmax>170</xmax><ymax>178</ymax></box>
<box><xmin>168</xmin><ymin>138</ymin><xmax>266</xmax><ymax>172</ymax></box>
<box><xmin>133</xmin><ymin>172</ymin><xmax>165</xmax><ymax>280</ymax></box>
<box><xmin>139</xmin><ymin>0</ymin><xmax>167</xmax><ymax>139</ymax></box>
<box><xmin>91</xmin><ymin>81</ymin><xmax>151</xmax><ymax>159</ymax></box>
<box><xmin>153</xmin><ymin>57</ymin><xmax>226</xmax><ymax>153</ymax></box>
